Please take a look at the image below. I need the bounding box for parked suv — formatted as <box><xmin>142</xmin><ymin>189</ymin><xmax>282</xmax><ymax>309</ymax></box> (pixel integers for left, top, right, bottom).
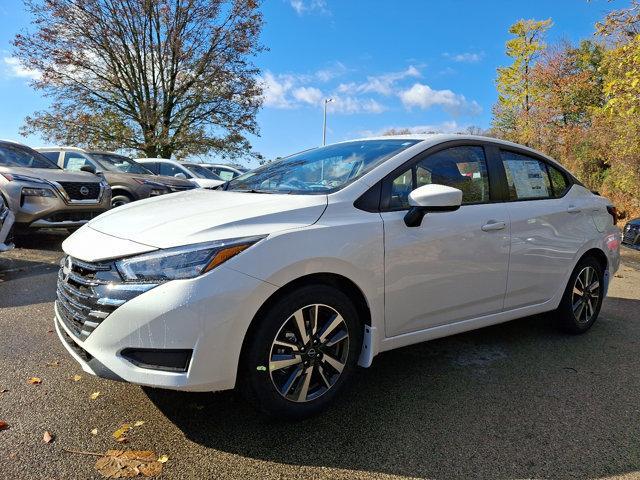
<box><xmin>136</xmin><ymin>158</ymin><xmax>224</xmax><ymax>189</ymax></box>
<box><xmin>38</xmin><ymin>148</ymin><xmax>195</xmax><ymax>207</ymax></box>
<box><xmin>622</xmin><ymin>217</ymin><xmax>640</xmax><ymax>249</ymax></box>
<box><xmin>55</xmin><ymin>135</ymin><xmax>620</xmax><ymax>419</ymax></box>
<box><xmin>0</xmin><ymin>140</ymin><xmax>110</xmax><ymax>232</ymax></box>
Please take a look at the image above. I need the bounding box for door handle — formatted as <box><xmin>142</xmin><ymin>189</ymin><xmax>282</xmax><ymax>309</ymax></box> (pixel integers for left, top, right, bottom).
<box><xmin>481</xmin><ymin>220</ymin><xmax>507</xmax><ymax>232</ymax></box>
<box><xmin>567</xmin><ymin>206</ymin><xmax>581</xmax><ymax>213</ymax></box>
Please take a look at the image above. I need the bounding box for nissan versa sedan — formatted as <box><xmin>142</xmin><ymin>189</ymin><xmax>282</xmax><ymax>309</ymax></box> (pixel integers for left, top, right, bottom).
<box><xmin>55</xmin><ymin>135</ymin><xmax>620</xmax><ymax>419</ymax></box>
<box><xmin>0</xmin><ymin>140</ymin><xmax>111</xmax><ymax>232</ymax></box>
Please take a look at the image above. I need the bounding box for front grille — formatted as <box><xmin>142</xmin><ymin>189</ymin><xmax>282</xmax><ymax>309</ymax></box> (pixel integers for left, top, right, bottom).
<box><xmin>56</xmin><ymin>255</ymin><xmax>157</xmax><ymax>340</ymax></box>
<box><xmin>57</xmin><ymin>182</ymin><xmax>101</xmax><ymax>200</ymax></box>
<box><xmin>623</xmin><ymin>227</ymin><xmax>638</xmax><ymax>245</ymax></box>
<box><xmin>56</xmin><ymin>256</ymin><xmax>122</xmax><ymax>339</ymax></box>
<box><xmin>45</xmin><ymin>211</ymin><xmax>102</xmax><ymax>223</ymax></box>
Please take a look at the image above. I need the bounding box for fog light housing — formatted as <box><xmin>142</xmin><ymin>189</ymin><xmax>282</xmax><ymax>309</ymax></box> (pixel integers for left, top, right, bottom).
<box><xmin>120</xmin><ymin>348</ymin><xmax>192</xmax><ymax>372</ymax></box>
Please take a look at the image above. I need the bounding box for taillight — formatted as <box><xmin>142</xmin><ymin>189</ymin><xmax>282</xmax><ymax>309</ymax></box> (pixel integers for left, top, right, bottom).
<box><xmin>606</xmin><ymin>205</ymin><xmax>618</xmax><ymax>225</ymax></box>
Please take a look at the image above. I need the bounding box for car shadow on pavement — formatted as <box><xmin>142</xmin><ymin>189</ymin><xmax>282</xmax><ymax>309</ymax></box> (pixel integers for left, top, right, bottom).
<box><xmin>145</xmin><ymin>296</ymin><xmax>640</xmax><ymax>479</ymax></box>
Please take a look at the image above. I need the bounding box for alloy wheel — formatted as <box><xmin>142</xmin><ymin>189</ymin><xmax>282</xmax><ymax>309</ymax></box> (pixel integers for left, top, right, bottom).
<box><xmin>269</xmin><ymin>304</ymin><xmax>350</xmax><ymax>403</ymax></box>
<box><xmin>572</xmin><ymin>266</ymin><xmax>601</xmax><ymax>324</ymax></box>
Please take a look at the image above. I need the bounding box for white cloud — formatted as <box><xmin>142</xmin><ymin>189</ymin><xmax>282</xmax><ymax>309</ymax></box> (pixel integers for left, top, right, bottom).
<box><xmin>293</xmin><ymin>86</ymin><xmax>323</xmax><ymax>105</ymax></box>
<box><xmin>444</xmin><ymin>51</ymin><xmax>485</xmax><ymax>63</ymax></box>
<box><xmin>338</xmin><ymin>65</ymin><xmax>420</xmax><ymax>96</ymax></box>
<box><xmin>3</xmin><ymin>56</ymin><xmax>40</xmax><ymax>80</ymax></box>
<box><xmin>329</xmin><ymin>96</ymin><xmax>386</xmax><ymax>114</ymax></box>
<box><xmin>399</xmin><ymin>83</ymin><xmax>481</xmax><ymax>116</ymax></box>
<box><xmin>261</xmin><ymin>72</ymin><xmax>295</xmax><ymax>108</ymax></box>
<box><xmin>289</xmin><ymin>0</ymin><xmax>328</xmax><ymax>15</ymax></box>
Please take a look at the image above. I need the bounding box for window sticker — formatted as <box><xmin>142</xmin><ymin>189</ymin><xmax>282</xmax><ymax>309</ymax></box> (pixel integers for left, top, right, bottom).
<box><xmin>505</xmin><ymin>159</ymin><xmax>549</xmax><ymax>198</ymax></box>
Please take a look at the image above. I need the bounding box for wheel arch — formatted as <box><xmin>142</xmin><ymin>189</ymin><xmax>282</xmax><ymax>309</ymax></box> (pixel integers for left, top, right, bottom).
<box><xmin>110</xmin><ymin>187</ymin><xmax>135</xmax><ymax>200</ymax></box>
<box><xmin>579</xmin><ymin>247</ymin><xmax>608</xmax><ymax>272</ymax></box>
<box><xmin>237</xmin><ymin>272</ymin><xmax>372</xmax><ymax>377</ymax></box>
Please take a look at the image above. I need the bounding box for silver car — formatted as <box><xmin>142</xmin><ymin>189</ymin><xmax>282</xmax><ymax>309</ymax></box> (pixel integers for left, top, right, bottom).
<box><xmin>0</xmin><ymin>140</ymin><xmax>111</xmax><ymax>232</ymax></box>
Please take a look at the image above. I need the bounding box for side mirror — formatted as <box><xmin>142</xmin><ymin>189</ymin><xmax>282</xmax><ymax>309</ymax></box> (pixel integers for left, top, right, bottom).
<box><xmin>174</xmin><ymin>172</ymin><xmax>187</xmax><ymax>179</ymax></box>
<box><xmin>404</xmin><ymin>184</ymin><xmax>462</xmax><ymax>227</ymax></box>
<box><xmin>80</xmin><ymin>164</ymin><xmax>97</xmax><ymax>174</ymax></box>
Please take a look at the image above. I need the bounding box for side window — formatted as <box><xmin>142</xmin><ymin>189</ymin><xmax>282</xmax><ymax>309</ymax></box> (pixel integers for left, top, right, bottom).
<box><xmin>217</xmin><ymin>169</ymin><xmax>235</xmax><ymax>181</ymax></box>
<box><xmin>63</xmin><ymin>152</ymin><xmax>93</xmax><ymax>172</ymax></box>
<box><xmin>547</xmin><ymin>164</ymin><xmax>569</xmax><ymax>197</ymax></box>
<box><xmin>41</xmin><ymin>151</ymin><xmax>60</xmax><ymax>164</ymax></box>
<box><xmin>159</xmin><ymin>163</ymin><xmax>183</xmax><ymax>177</ymax></box>
<box><xmin>387</xmin><ymin>146</ymin><xmax>490</xmax><ymax>209</ymax></box>
<box><xmin>501</xmin><ymin>150</ymin><xmax>552</xmax><ymax>200</ymax></box>
<box><xmin>144</xmin><ymin>162</ymin><xmax>159</xmax><ymax>174</ymax></box>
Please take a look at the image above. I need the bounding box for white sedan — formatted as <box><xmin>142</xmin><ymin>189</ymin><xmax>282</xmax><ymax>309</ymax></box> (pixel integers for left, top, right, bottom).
<box><xmin>55</xmin><ymin>135</ymin><xmax>620</xmax><ymax>419</ymax></box>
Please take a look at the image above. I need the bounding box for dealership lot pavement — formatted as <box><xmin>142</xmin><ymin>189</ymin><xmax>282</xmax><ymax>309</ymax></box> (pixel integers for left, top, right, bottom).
<box><xmin>1</xmin><ymin>234</ymin><xmax>640</xmax><ymax>479</ymax></box>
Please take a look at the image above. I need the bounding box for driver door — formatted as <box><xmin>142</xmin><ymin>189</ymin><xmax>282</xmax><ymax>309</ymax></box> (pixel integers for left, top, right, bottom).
<box><xmin>381</xmin><ymin>144</ymin><xmax>510</xmax><ymax>337</ymax></box>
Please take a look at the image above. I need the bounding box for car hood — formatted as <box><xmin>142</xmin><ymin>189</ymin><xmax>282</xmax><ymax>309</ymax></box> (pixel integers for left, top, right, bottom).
<box><xmin>0</xmin><ymin>166</ymin><xmax>101</xmax><ymax>183</ymax></box>
<box><xmin>85</xmin><ymin>189</ymin><xmax>328</xmax><ymax>249</ymax></box>
<box><xmin>192</xmin><ymin>178</ymin><xmax>224</xmax><ymax>188</ymax></box>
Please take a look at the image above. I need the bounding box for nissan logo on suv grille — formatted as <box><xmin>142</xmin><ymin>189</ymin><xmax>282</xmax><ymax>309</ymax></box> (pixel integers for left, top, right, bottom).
<box><xmin>79</xmin><ymin>186</ymin><xmax>90</xmax><ymax>196</ymax></box>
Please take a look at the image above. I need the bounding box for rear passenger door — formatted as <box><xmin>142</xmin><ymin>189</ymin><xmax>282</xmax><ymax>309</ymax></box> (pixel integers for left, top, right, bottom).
<box><xmin>498</xmin><ymin>149</ymin><xmax>587</xmax><ymax>309</ymax></box>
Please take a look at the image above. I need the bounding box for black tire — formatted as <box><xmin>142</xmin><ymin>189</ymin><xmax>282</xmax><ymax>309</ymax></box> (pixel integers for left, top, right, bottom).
<box><xmin>111</xmin><ymin>194</ymin><xmax>132</xmax><ymax>208</ymax></box>
<box><xmin>239</xmin><ymin>284</ymin><xmax>362</xmax><ymax>420</ymax></box>
<box><xmin>555</xmin><ymin>256</ymin><xmax>605</xmax><ymax>334</ymax></box>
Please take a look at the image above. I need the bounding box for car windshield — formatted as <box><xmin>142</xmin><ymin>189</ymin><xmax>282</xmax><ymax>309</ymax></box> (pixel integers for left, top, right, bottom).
<box><xmin>89</xmin><ymin>153</ymin><xmax>153</xmax><ymax>174</ymax></box>
<box><xmin>226</xmin><ymin>140</ymin><xmax>419</xmax><ymax>194</ymax></box>
<box><xmin>0</xmin><ymin>143</ymin><xmax>59</xmax><ymax>169</ymax></box>
<box><xmin>184</xmin><ymin>164</ymin><xmax>222</xmax><ymax>180</ymax></box>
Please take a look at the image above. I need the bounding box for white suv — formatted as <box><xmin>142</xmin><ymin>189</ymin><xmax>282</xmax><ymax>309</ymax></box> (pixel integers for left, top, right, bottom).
<box><xmin>55</xmin><ymin>135</ymin><xmax>620</xmax><ymax>419</ymax></box>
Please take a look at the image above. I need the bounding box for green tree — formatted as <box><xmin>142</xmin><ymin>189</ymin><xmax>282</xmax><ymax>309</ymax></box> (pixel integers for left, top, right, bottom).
<box><xmin>592</xmin><ymin>0</ymin><xmax>640</xmax><ymax>217</ymax></box>
<box><xmin>493</xmin><ymin>18</ymin><xmax>552</xmax><ymax>145</ymax></box>
<box><xmin>14</xmin><ymin>0</ymin><xmax>264</xmax><ymax>159</ymax></box>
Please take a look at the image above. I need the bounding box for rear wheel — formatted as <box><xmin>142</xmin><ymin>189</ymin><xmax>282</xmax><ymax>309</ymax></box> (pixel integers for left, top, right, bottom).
<box><xmin>240</xmin><ymin>285</ymin><xmax>362</xmax><ymax>419</ymax></box>
<box><xmin>555</xmin><ymin>256</ymin><xmax>605</xmax><ymax>334</ymax></box>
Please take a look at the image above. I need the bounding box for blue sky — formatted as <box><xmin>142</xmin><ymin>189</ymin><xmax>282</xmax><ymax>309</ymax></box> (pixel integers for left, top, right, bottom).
<box><xmin>0</xmin><ymin>0</ymin><xmax>626</xmax><ymax>165</ymax></box>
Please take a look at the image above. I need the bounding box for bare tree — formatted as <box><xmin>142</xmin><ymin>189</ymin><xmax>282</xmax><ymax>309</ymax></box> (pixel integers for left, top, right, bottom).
<box><xmin>14</xmin><ymin>0</ymin><xmax>264</xmax><ymax>159</ymax></box>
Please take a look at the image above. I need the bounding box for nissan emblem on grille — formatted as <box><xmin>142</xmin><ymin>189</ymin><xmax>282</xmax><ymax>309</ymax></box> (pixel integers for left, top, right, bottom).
<box><xmin>80</xmin><ymin>186</ymin><xmax>90</xmax><ymax>196</ymax></box>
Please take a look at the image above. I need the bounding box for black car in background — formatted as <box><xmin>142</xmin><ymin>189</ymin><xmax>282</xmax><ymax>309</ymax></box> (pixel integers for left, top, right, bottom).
<box><xmin>623</xmin><ymin>218</ymin><xmax>640</xmax><ymax>250</ymax></box>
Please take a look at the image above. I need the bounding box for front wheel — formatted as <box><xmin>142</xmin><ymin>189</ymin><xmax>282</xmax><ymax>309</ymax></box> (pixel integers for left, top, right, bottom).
<box><xmin>555</xmin><ymin>256</ymin><xmax>605</xmax><ymax>334</ymax></box>
<box><xmin>239</xmin><ymin>285</ymin><xmax>362</xmax><ymax>420</ymax></box>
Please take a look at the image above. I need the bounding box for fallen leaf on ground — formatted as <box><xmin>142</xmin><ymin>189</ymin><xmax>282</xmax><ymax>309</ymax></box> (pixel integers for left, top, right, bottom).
<box><xmin>71</xmin><ymin>374</ymin><xmax>82</xmax><ymax>382</ymax></box>
<box><xmin>133</xmin><ymin>421</ymin><xmax>144</xmax><ymax>427</ymax></box>
<box><xmin>95</xmin><ymin>450</ymin><xmax>163</xmax><ymax>478</ymax></box>
<box><xmin>91</xmin><ymin>428</ymin><xmax>98</xmax><ymax>435</ymax></box>
<box><xmin>43</xmin><ymin>431</ymin><xmax>54</xmax><ymax>443</ymax></box>
<box><xmin>0</xmin><ymin>420</ymin><xmax>8</xmax><ymax>431</ymax></box>
<box><xmin>157</xmin><ymin>455</ymin><xmax>168</xmax><ymax>464</ymax></box>
<box><xmin>113</xmin><ymin>424</ymin><xmax>132</xmax><ymax>442</ymax></box>
<box><xmin>46</xmin><ymin>360</ymin><xmax>60</xmax><ymax>367</ymax></box>
<box><xmin>90</xmin><ymin>391</ymin><xmax>101</xmax><ymax>400</ymax></box>
<box><xmin>28</xmin><ymin>377</ymin><xmax>42</xmax><ymax>385</ymax></box>
<box><xmin>0</xmin><ymin>388</ymin><xmax>8</xmax><ymax>394</ymax></box>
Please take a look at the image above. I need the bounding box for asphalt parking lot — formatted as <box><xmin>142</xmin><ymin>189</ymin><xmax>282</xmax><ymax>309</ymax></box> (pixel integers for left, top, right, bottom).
<box><xmin>1</xmin><ymin>234</ymin><xmax>640</xmax><ymax>479</ymax></box>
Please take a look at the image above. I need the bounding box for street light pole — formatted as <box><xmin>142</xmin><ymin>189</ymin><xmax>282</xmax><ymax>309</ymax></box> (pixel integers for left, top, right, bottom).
<box><xmin>322</xmin><ymin>98</ymin><xmax>333</xmax><ymax>146</ymax></box>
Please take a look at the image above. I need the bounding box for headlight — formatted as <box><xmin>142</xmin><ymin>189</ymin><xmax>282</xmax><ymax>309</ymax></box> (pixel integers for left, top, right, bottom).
<box><xmin>1</xmin><ymin>173</ymin><xmax>50</xmax><ymax>185</ymax></box>
<box><xmin>115</xmin><ymin>236</ymin><xmax>265</xmax><ymax>282</ymax></box>
<box><xmin>22</xmin><ymin>187</ymin><xmax>56</xmax><ymax>197</ymax></box>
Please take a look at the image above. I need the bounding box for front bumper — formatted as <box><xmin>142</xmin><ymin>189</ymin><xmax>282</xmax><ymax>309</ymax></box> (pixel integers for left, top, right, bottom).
<box><xmin>54</xmin><ymin>263</ymin><xmax>277</xmax><ymax>392</ymax></box>
<box><xmin>15</xmin><ymin>194</ymin><xmax>111</xmax><ymax>229</ymax></box>
<box><xmin>0</xmin><ymin>206</ymin><xmax>14</xmax><ymax>251</ymax></box>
